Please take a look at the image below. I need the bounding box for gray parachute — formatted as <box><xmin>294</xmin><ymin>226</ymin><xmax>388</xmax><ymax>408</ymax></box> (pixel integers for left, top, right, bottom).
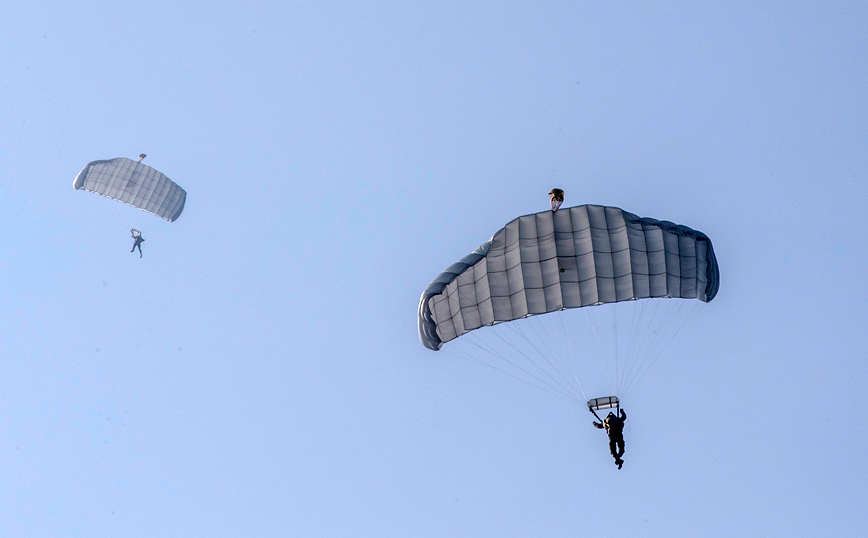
<box><xmin>419</xmin><ymin>204</ymin><xmax>719</xmax><ymax>351</ymax></box>
<box><xmin>73</xmin><ymin>158</ymin><xmax>186</xmax><ymax>222</ymax></box>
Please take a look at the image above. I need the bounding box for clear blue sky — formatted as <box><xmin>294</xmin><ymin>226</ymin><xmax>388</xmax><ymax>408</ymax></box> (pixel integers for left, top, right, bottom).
<box><xmin>2</xmin><ymin>1</ymin><xmax>867</xmax><ymax>536</ymax></box>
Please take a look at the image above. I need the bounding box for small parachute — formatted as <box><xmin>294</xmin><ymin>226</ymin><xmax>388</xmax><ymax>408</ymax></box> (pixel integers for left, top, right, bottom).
<box><xmin>73</xmin><ymin>157</ymin><xmax>186</xmax><ymax>222</ymax></box>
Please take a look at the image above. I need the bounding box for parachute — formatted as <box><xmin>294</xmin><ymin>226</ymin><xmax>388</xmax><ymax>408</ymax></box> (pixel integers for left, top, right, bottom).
<box><xmin>73</xmin><ymin>157</ymin><xmax>186</xmax><ymax>222</ymax></box>
<box><xmin>418</xmin><ymin>204</ymin><xmax>719</xmax><ymax>405</ymax></box>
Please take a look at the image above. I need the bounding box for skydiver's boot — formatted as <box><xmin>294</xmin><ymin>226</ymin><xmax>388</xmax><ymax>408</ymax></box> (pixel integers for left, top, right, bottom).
<box><xmin>615</xmin><ymin>458</ymin><xmax>623</xmax><ymax>470</ymax></box>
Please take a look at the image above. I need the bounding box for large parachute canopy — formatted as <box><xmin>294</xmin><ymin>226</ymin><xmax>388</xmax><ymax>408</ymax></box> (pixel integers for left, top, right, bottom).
<box><xmin>73</xmin><ymin>157</ymin><xmax>186</xmax><ymax>222</ymax></box>
<box><xmin>417</xmin><ymin>204</ymin><xmax>719</xmax><ymax>405</ymax></box>
<box><xmin>419</xmin><ymin>204</ymin><xmax>718</xmax><ymax>351</ymax></box>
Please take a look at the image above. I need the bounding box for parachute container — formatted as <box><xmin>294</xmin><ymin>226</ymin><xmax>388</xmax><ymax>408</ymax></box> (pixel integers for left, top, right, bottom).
<box><xmin>73</xmin><ymin>157</ymin><xmax>186</xmax><ymax>222</ymax></box>
<box><xmin>587</xmin><ymin>396</ymin><xmax>619</xmax><ymax>411</ymax></box>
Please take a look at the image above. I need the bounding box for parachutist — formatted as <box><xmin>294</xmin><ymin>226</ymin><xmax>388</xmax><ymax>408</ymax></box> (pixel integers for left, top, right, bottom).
<box><xmin>591</xmin><ymin>407</ymin><xmax>627</xmax><ymax>469</ymax></box>
<box><xmin>130</xmin><ymin>229</ymin><xmax>145</xmax><ymax>258</ymax></box>
<box><xmin>549</xmin><ymin>188</ymin><xmax>564</xmax><ymax>211</ymax></box>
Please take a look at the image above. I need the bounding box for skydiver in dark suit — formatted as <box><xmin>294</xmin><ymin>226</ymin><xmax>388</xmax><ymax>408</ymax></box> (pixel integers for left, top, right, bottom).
<box><xmin>591</xmin><ymin>407</ymin><xmax>627</xmax><ymax>469</ymax></box>
<box><xmin>130</xmin><ymin>229</ymin><xmax>145</xmax><ymax>258</ymax></box>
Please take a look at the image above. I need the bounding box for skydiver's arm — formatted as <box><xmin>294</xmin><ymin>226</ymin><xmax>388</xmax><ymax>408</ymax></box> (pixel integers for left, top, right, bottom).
<box><xmin>593</xmin><ymin>421</ymin><xmax>603</xmax><ymax>429</ymax></box>
<box><xmin>620</xmin><ymin>409</ymin><xmax>626</xmax><ymax>421</ymax></box>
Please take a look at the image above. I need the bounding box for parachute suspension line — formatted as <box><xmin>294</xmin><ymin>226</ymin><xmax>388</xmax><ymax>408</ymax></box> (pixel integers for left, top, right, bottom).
<box><xmin>619</xmin><ymin>298</ymin><xmax>665</xmax><ymax>395</ymax></box>
<box><xmin>473</xmin><ymin>326</ymin><xmax>582</xmax><ymax>405</ymax></box>
<box><xmin>646</xmin><ymin>300</ymin><xmax>704</xmax><ymax>383</ymax></box>
<box><xmin>450</xmin><ymin>332</ymin><xmax>580</xmax><ymax>405</ymax></box>
<box><xmin>545</xmin><ymin>313</ymin><xmax>587</xmax><ymax>402</ymax></box>
<box><xmin>521</xmin><ymin>316</ymin><xmax>583</xmax><ymax>401</ymax></box>
<box><xmin>619</xmin><ymin>298</ymin><xmax>670</xmax><ymax>397</ymax></box>
<box><xmin>557</xmin><ymin>313</ymin><xmax>588</xmax><ymax>402</ymax></box>
<box><xmin>650</xmin><ymin>299</ymin><xmax>687</xmax><ymax>350</ymax></box>
<box><xmin>557</xmin><ymin>316</ymin><xmax>588</xmax><ymax>401</ymax></box>
<box><xmin>620</xmin><ymin>299</ymin><xmax>648</xmax><ymax>396</ymax></box>
<box><xmin>114</xmin><ymin>202</ymin><xmax>131</xmax><ymax>228</ymax></box>
<box><xmin>638</xmin><ymin>299</ymin><xmax>690</xmax><ymax>377</ymax></box>
<box><xmin>583</xmin><ymin>306</ymin><xmax>616</xmax><ymax>396</ymax></box>
<box><xmin>522</xmin><ymin>317</ymin><xmax>567</xmax><ymax>392</ymax></box>
<box><xmin>612</xmin><ymin>304</ymin><xmax>620</xmax><ymax>396</ymax></box>
<box><xmin>501</xmin><ymin>321</ymin><xmax>583</xmax><ymax>404</ymax></box>
<box><xmin>623</xmin><ymin>299</ymin><xmax>666</xmax><ymax>390</ymax></box>
<box><xmin>620</xmin><ymin>301</ymin><xmax>705</xmax><ymax>398</ymax></box>
<box><xmin>617</xmin><ymin>301</ymin><xmax>636</xmax><ymax>396</ymax></box>
<box><xmin>442</xmin><ymin>342</ymin><xmax>580</xmax><ymax>406</ymax></box>
<box><xmin>500</xmin><ymin>322</ymin><xmax>587</xmax><ymax>404</ymax></box>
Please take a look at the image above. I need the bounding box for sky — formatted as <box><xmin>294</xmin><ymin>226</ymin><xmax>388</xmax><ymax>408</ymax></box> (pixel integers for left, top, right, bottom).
<box><xmin>1</xmin><ymin>1</ymin><xmax>867</xmax><ymax>536</ymax></box>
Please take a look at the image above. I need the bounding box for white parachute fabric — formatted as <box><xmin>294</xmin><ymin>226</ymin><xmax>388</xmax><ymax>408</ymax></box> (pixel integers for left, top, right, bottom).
<box><xmin>419</xmin><ymin>204</ymin><xmax>719</xmax><ymax>351</ymax></box>
<box><xmin>73</xmin><ymin>158</ymin><xmax>186</xmax><ymax>222</ymax></box>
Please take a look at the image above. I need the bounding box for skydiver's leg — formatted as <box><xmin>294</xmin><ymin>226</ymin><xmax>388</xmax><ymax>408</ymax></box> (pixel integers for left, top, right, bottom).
<box><xmin>610</xmin><ymin>437</ymin><xmax>624</xmax><ymax>468</ymax></box>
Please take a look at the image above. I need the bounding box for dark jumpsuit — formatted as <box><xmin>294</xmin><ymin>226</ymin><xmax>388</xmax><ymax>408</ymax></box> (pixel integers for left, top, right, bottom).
<box><xmin>594</xmin><ymin>409</ymin><xmax>626</xmax><ymax>462</ymax></box>
<box><xmin>131</xmin><ymin>235</ymin><xmax>145</xmax><ymax>257</ymax></box>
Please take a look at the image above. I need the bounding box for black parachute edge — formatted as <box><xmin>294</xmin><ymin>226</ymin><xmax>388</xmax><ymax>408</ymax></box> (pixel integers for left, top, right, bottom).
<box><xmin>417</xmin><ymin>204</ymin><xmax>720</xmax><ymax>351</ymax></box>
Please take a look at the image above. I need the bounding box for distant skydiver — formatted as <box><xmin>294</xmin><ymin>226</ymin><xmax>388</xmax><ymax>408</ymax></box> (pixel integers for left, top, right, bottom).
<box><xmin>130</xmin><ymin>229</ymin><xmax>145</xmax><ymax>258</ymax></box>
<box><xmin>590</xmin><ymin>406</ymin><xmax>627</xmax><ymax>469</ymax></box>
<box><xmin>549</xmin><ymin>188</ymin><xmax>564</xmax><ymax>211</ymax></box>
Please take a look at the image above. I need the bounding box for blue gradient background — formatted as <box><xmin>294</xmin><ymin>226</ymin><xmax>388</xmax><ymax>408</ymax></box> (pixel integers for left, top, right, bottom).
<box><xmin>2</xmin><ymin>2</ymin><xmax>866</xmax><ymax>536</ymax></box>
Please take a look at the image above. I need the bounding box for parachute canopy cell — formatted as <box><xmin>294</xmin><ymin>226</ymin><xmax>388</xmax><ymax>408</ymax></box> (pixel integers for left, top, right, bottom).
<box><xmin>73</xmin><ymin>158</ymin><xmax>186</xmax><ymax>222</ymax></box>
<box><xmin>418</xmin><ymin>204</ymin><xmax>720</xmax><ymax>351</ymax></box>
